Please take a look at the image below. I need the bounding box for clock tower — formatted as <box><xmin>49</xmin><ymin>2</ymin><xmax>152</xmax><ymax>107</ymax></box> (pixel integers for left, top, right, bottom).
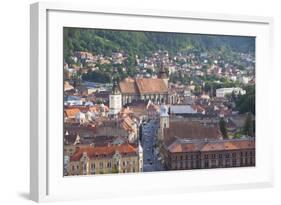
<box><xmin>109</xmin><ymin>78</ymin><xmax>122</xmax><ymax>116</ymax></box>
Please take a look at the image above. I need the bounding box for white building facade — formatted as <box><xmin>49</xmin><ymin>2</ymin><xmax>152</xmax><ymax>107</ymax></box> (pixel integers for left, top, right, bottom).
<box><xmin>216</xmin><ymin>87</ymin><xmax>246</xmax><ymax>98</ymax></box>
<box><xmin>109</xmin><ymin>80</ymin><xmax>122</xmax><ymax>116</ymax></box>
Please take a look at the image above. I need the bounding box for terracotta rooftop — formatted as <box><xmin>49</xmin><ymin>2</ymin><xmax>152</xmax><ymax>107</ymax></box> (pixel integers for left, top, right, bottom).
<box><xmin>166</xmin><ymin>138</ymin><xmax>255</xmax><ymax>153</ymax></box>
<box><xmin>65</xmin><ymin>125</ymin><xmax>98</xmax><ymax>137</ymax></box>
<box><xmin>64</xmin><ymin>104</ymin><xmax>109</xmax><ymax>114</ymax></box>
<box><xmin>64</xmin><ymin>108</ymin><xmax>80</xmax><ymax>118</ymax></box>
<box><xmin>164</xmin><ymin>121</ymin><xmax>222</xmax><ymax>143</ymax></box>
<box><xmin>64</xmin><ymin>134</ymin><xmax>129</xmax><ymax>146</ymax></box>
<box><xmin>70</xmin><ymin>143</ymin><xmax>137</xmax><ymax>161</ymax></box>
<box><xmin>119</xmin><ymin>78</ymin><xmax>168</xmax><ymax>94</ymax></box>
<box><xmin>119</xmin><ymin>80</ymin><xmax>138</xmax><ymax>94</ymax></box>
<box><xmin>135</xmin><ymin>78</ymin><xmax>168</xmax><ymax>94</ymax></box>
<box><xmin>120</xmin><ymin>117</ymin><xmax>135</xmax><ymax>132</ymax></box>
<box><xmin>168</xmin><ymin>142</ymin><xmax>198</xmax><ymax>153</ymax></box>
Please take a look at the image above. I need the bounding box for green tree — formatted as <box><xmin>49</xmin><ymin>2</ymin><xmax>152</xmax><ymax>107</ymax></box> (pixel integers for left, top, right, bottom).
<box><xmin>193</xmin><ymin>85</ymin><xmax>201</xmax><ymax>96</ymax></box>
<box><xmin>63</xmin><ymin>27</ymin><xmax>255</xmax><ymax>65</ymax></box>
<box><xmin>219</xmin><ymin>118</ymin><xmax>228</xmax><ymax>139</ymax></box>
<box><xmin>243</xmin><ymin>113</ymin><xmax>254</xmax><ymax>137</ymax></box>
<box><xmin>72</xmin><ymin>72</ymin><xmax>82</xmax><ymax>88</ymax></box>
<box><xmin>235</xmin><ymin>85</ymin><xmax>255</xmax><ymax>114</ymax></box>
<box><xmin>82</xmin><ymin>70</ymin><xmax>111</xmax><ymax>83</ymax></box>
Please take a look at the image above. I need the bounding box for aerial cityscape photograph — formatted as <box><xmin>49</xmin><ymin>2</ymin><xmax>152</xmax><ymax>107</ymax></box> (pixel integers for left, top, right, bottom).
<box><xmin>63</xmin><ymin>28</ymin><xmax>255</xmax><ymax>176</ymax></box>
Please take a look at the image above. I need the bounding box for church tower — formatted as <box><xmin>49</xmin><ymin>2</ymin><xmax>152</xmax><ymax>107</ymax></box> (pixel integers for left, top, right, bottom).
<box><xmin>159</xmin><ymin>103</ymin><xmax>169</xmax><ymax>129</ymax></box>
<box><xmin>158</xmin><ymin>103</ymin><xmax>169</xmax><ymax>142</ymax></box>
<box><xmin>158</xmin><ymin>61</ymin><xmax>169</xmax><ymax>87</ymax></box>
<box><xmin>109</xmin><ymin>78</ymin><xmax>122</xmax><ymax>116</ymax></box>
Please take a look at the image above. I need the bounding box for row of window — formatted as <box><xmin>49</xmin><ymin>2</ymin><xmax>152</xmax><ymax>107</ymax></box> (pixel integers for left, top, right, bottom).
<box><xmin>71</xmin><ymin>167</ymin><xmax>139</xmax><ymax>175</ymax></box>
<box><xmin>171</xmin><ymin>157</ymin><xmax>255</xmax><ymax>170</ymax></box>
<box><xmin>173</xmin><ymin>151</ymin><xmax>255</xmax><ymax>161</ymax></box>
<box><xmin>203</xmin><ymin>157</ymin><xmax>255</xmax><ymax>168</ymax></box>
<box><xmin>70</xmin><ymin>165</ymin><xmax>139</xmax><ymax>175</ymax></box>
<box><xmin>71</xmin><ymin>160</ymin><xmax>137</xmax><ymax>171</ymax></box>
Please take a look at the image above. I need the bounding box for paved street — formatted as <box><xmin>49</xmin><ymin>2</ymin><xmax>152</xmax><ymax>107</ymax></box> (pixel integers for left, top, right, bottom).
<box><xmin>141</xmin><ymin>119</ymin><xmax>165</xmax><ymax>172</ymax></box>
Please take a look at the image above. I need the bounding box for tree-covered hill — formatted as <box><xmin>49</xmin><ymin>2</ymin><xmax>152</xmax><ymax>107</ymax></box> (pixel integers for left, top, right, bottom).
<box><xmin>63</xmin><ymin>27</ymin><xmax>255</xmax><ymax>64</ymax></box>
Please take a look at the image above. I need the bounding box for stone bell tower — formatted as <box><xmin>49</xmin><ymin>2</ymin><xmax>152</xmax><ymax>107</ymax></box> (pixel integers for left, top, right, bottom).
<box><xmin>109</xmin><ymin>76</ymin><xmax>122</xmax><ymax>116</ymax></box>
<box><xmin>158</xmin><ymin>103</ymin><xmax>169</xmax><ymax>142</ymax></box>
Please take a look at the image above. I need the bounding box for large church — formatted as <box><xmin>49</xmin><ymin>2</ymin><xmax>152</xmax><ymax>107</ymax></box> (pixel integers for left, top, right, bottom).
<box><xmin>118</xmin><ymin>64</ymin><xmax>169</xmax><ymax>105</ymax></box>
<box><xmin>108</xmin><ymin>63</ymin><xmax>170</xmax><ymax>116</ymax></box>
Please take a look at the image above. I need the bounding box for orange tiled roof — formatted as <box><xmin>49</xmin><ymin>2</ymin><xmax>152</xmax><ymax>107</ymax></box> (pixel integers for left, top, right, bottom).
<box><xmin>228</xmin><ymin>140</ymin><xmax>255</xmax><ymax>150</ymax></box>
<box><xmin>200</xmin><ymin>143</ymin><xmax>225</xmax><ymax>152</ymax></box>
<box><xmin>135</xmin><ymin>78</ymin><xmax>168</xmax><ymax>94</ymax></box>
<box><xmin>119</xmin><ymin>78</ymin><xmax>168</xmax><ymax>94</ymax></box>
<box><xmin>64</xmin><ymin>108</ymin><xmax>80</xmax><ymax>118</ymax></box>
<box><xmin>119</xmin><ymin>80</ymin><xmax>138</xmax><ymax>94</ymax></box>
<box><xmin>70</xmin><ymin>143</ymin><xmax>137</xmax><ymax>161</ymax></box>
<box><xmin>167</xmin><ymin>139</ymin><xmax>255</xmax><ymax>153</ymax></box>
<box><xmin>168</xmin><ymin>142</ymin><xmax>197</xmax><ymax>152</ymax></box>
<box><xmin>120</xmin><ymin>117</ymin><xmax>136</xmax><ymax>132</ymax></box>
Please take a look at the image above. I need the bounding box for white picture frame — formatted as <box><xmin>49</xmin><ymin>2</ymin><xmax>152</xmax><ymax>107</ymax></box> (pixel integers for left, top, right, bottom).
<box><xmin>30</xmin><ymin>1</ymin><xmax>274</xmax><ymax>202</ymax></box>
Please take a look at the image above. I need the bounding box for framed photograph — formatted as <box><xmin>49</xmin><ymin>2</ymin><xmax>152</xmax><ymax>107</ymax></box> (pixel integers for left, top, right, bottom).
<box><xmin>30</xmin><ymin>2</ymin><xmax>274</xmax><ymax>202</ymax></box>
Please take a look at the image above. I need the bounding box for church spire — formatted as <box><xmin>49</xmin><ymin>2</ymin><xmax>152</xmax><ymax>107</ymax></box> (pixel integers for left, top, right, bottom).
<box><xmin>109</xmin><ymin>68</ymin><xmax>122</xmax><ymax>117</ymax></box>
<box><xmin>112</xmin><ymin>78</ymin><xmax>121</xmax><ymax>95</ymax></box>
<box><xmin>158</xmin><ymin>61</ymin><xmax>168</xmax><ymax>79</ymax></box>
<box><xmin>112</xmin><ymin>68</ymin><xmax>121</xmax><ymax>95</ymax></box>
<box><xmin>158</xmin><ymin>61</ymin><xmax>169</xmax><ymax>87</ymax></box>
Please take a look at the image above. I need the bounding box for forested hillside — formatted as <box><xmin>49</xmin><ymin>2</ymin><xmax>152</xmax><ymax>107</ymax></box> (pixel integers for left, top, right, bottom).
<box><xmin>63</xmin><ymin>27</ymin><xmax>255</xmax><ymax>64</ymax></box>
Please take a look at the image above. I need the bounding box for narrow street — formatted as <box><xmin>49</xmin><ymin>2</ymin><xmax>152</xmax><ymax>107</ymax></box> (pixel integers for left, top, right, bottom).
<box><xmin>141</xmin><ymin>119</ymin><xmax>164</xmax><ymax>172</ymax></box>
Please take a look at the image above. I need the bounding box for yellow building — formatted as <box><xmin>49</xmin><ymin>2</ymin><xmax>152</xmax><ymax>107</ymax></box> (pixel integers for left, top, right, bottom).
<box><xmin>67</xmin><ymin>143</ymin><xmax>143</xmax><ymax>176</ymax></box>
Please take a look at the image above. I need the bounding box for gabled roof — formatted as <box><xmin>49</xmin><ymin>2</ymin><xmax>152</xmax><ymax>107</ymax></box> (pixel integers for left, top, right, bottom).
<box><xmin>119</xmin><ymin>77</ymin><xmax>168</xmax><ymax>94</ymax></box>
<box><xmin>135</xmin><ymin>78</ymin><xmax>168</xmax><ymax>94</ymax></box>
<box><xmin>64</xmin><ymin>108</ymin><xmax>80</xmax><ymax>118</ymax></box>
<box><xmin>70</xmin><ymin>143</ymin><xmax>137</xmax><ymax>161</ymax></box>
<box><xmin>166</xmin><ymin>138</ymin><xmax>255</xmax><ymax>153</ymax></box>
<box><xmin>164</xmin><ymin>121</ymin><xmax>221</xmax><ymax>142</ymax></box>
<box><xmin>168</xmin><ymin>141</ymin><xmax>198</xmax><ymax>152</ymax></box>
<box><xmin>119</xmin><ymin>80</ymin><xmax>139</xmax><ymax>94</ymax></box>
